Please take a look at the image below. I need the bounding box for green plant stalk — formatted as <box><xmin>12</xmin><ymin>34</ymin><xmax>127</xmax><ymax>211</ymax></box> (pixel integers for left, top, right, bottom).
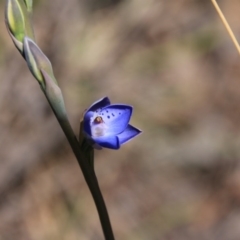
<box><xmin>5</xmin><ymin>0</ymin><xmax>115</xmax><ymax>237</ymax></box>
<box><xmin>44</xmin><ymin>92</ymin><xmax>115</xmax><ymax>240</ymax></box>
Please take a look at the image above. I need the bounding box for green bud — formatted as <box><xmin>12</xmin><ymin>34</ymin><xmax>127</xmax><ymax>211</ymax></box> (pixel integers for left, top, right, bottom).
<box><xmin>5</xmin><ymin>0</ymin><xmax>34</xmax><ymax>53</ymax></box>
<box><xmin>23</xmin><ymin>37</ymin><xmax>57</xmax><ymax>87</ymax></box>
<box><xmin>23</xmin><ymin>0</ymin><xmax>32</xmax><ymax>12</ymax></box>
<box><xmin>5</xmin><ymin>0</ymin><xmax>25</xmax><ymax>51</ymax></box>
<box><xmin>41</xmin><ymin>69</ymin><xmax>67</xmax><ymax>119</ymax></box>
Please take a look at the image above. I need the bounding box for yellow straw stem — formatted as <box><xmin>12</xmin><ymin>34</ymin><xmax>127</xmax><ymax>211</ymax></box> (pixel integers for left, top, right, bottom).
<box><xmin>211</xmin><ymin>0</ymin><xmax>240</xmax><ymax>55</ymax></box>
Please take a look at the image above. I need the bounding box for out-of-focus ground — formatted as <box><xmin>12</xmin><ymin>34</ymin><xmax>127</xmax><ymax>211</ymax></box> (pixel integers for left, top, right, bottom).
<box><xmin>1</xmin><ymin>0</ymin><xmax>240</xmax><ymax>239</ymax></box>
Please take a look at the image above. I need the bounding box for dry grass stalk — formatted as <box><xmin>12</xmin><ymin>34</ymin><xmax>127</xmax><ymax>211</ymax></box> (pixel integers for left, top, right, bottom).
<box><xmin>211</xmin><ymin>0</ymin><xmax>240</xmax><ymax>55</ymax></box>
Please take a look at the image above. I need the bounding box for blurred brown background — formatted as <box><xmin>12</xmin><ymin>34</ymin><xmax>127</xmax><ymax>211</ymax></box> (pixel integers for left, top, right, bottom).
<box><xmin>1</xmin><ymin>0</ymin><xmax>240</xmax><ymax>239</ymax></box>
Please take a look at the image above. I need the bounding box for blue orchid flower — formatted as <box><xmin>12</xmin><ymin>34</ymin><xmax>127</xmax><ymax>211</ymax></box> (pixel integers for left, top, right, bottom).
<box><xmin>83</xmin><ymin>97</ymin><xmax>142</xmax><ymax>149</ymax></box>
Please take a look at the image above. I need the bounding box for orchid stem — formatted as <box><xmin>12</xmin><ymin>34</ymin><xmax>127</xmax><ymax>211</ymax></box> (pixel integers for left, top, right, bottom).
<box><xmin>5</xmin><ymin>0</ymin><xmax>115</xmax><ymax>238</ymax></box>
<box><xmin>45</xmin><ymin>94</ymin><xmax>115</xmax><ymax>240</ymax></box>
<box><xmin>211</xmin><ymin>0</ymin><xmax>240</xmax><ymax>56</ymax></box>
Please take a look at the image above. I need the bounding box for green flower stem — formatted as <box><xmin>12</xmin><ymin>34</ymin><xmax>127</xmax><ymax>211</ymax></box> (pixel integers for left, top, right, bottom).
<box><xmin>44</xmin><ymin>93</ymin><xmax>115</xmax><ymax>240</ymax></box>
<box><xmin>5</xmin><ymin>0</ymin><xmax>115</xmax><ymax>238</ymax></box>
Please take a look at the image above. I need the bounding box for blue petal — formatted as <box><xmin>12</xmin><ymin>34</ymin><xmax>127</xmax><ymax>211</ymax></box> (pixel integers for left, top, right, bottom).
<box><xmin>87</xmin><ymin>97</ymin><xmax>110</xmax><ymax>112</ymax></box>
<box><xmin>117</xmin><ymin>124</ymin><xmax>142</xmax><ymax>145</ymax></box>
<box><xmin>93</xmin><ymin>136</ymin><xmax>120</xmax><ymax>149</ymax></box>
<box><xmin>99</xmin><ymin>104</ymin><xmax>132</xmax><ymax>136</ymax></box>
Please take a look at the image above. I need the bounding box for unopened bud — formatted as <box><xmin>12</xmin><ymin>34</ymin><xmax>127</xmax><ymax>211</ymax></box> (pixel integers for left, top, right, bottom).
<box><xmin>23</xmin><ymin>37</ymin><xmax>57</xmax><ymax>87</ymax></box>
<box><xmin>23</xmin><ymin>0</ymin><xmax>32</xmax><ymax>12</ymax></box>
<box><xmin>5</xmin><ymin>0</ymin><xmax>34</xmax><ymax>53</ymax></box>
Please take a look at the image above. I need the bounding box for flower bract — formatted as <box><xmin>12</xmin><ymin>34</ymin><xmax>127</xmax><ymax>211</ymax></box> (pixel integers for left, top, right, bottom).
<box><xmin>83</xmin><ymin>97</ymin><xmax>141</xmax><ymax>149</ymax></box>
